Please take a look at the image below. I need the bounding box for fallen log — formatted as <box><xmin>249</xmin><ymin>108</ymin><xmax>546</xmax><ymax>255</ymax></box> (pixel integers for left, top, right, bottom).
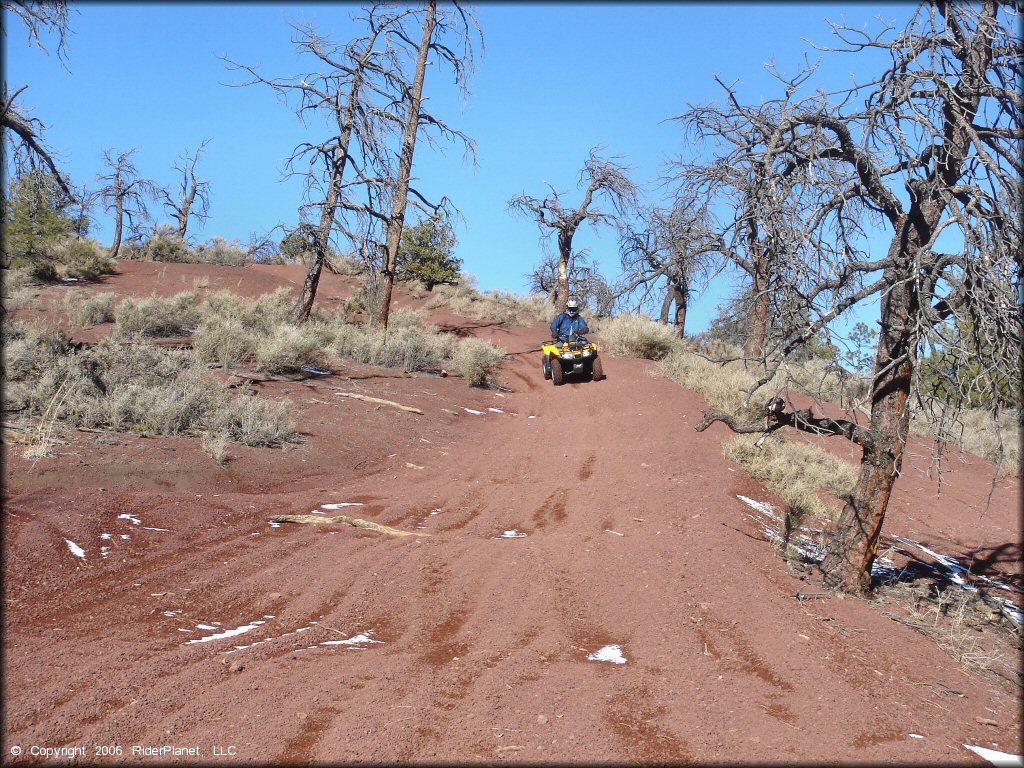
<box><xmin>332</xmin><ymin>391</ymin><xmax>423</xmax><ymax>414</ymax></box>
<box><xmin>270</xmin><ymin>514</ymin><xmax>427</xmax><ymax>537</ymax></box>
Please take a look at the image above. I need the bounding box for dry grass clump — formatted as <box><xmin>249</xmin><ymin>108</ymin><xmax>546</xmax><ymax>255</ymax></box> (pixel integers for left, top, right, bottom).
<box><xmin>725</xmin><ymin>434</ymin><xmax>857</xmax><ymax>522</ymax></box>
<box><xmin>596</xmin><ymin>314</ymin><xmax>682</xmax><ymax>360</ymax></box>
<box><xmin>62</xmin><ymin>289</ymin><xmax>116</xmax><ymax>327</ymax></box>
<box><xmin>880</xmin><ymin>581</ymin><xmax>1021</xmax><ymax>684</ymax></box>
<box><xmin>115</xmin><ymin>291</ymin><xmax>201</xmax><ymax>337</ymax></box>
<box><xmin>912</xmin><ymin>406</ymin><xmax>1021</xmax><ymax>478</ymax></box>
<box><xmin>425</xmin><ymin>281</ymin><xmax>546</xmax><ymax>326</ymax></box>
<box><xmin>451</xmin><ymin>338</ymin><xmax>506</xmax><ymax>387</ymax></box>
<box><xmin>657</xmin><ymin>347</ymin><xmax>775</xmax><ymax>420</ymax></box>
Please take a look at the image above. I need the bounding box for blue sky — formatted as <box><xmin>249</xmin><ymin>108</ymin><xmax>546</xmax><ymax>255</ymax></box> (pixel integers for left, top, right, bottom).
<box><xmin>5</xmin><ymin>2</ymin><xmax>913</xmax><ymax>333</ymax></box>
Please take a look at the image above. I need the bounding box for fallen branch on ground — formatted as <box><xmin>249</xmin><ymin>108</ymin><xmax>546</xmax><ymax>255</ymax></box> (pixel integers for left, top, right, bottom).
<box><xmin>332</xmin><ymin>391</ymin><xmax>423</xmax><ymax>414</ymax></box>
<box><xmin>270</xmin><ymin>514</ymin><xmax>427</xmax><ymax>537</ymax></box>
<box><xmin>694</xmin><ymin>397</ymin><xmax>875</xmax><ymax>450</ymax></box>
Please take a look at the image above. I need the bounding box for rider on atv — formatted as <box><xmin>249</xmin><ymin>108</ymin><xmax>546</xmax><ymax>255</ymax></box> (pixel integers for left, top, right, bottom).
<box><xmin>550</xmin><ymin>296</ymin><xmax>588</xmax><ymax>341</ymax></box>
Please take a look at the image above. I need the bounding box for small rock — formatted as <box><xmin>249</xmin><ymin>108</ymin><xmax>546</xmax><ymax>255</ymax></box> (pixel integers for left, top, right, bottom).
<box><xmin>229</xmin><ymin>661</ymin><xmax>244</xmax><ymax>673</ymax></box>
<box><xmin>537</xmin><ymin>714</ymin><xmax>548</xmax><ymax>725</ymax></box>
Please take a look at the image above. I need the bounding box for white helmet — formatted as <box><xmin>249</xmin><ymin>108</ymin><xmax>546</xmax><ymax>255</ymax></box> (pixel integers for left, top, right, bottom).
<box><xmin>565</xmin><ymin>297</ymin><xmax>580</xmax><ymax>317</ymax></box>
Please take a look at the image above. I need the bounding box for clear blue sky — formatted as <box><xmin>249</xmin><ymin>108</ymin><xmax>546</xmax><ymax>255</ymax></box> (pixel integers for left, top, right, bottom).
<box><xmin>5</xmin><ymin>2</ymin><xmax>912</xmax><ymax>333</ymax></box>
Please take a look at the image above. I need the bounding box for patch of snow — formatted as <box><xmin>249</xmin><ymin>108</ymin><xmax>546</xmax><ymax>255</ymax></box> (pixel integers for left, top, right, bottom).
<box><xmin>587</xmin><ymin>645</ymin><xmax>626</xmax><ymax>664</ymax></box>
<box><xmin>495</xmin><ymin>529</ymin><xmax>527</xmax><ymax>539</ymax></box>
<box><xmin>196</xmin><ymin>624</ymin><xmax>219</xmax><ymax>630</ymax></box>
<box><xmin>100</xmin><ymin>533</ymin><xmax>112</xmax><ymax>540</ymax></box>
<box><xmin>269</xmin><ymin>522</ymin><xmax>281</xmax><ymax>528</ymax></box>
<box><xmin>320</xmin><ymin>630</ymin><xmax>382</xmax><ymax>649</ymax></box>
<box><xmin>100</xmin><ymin>546</ymin><xmax>110</xmax><ymax>559</ymax></box>
<box><xmin>185</xmin><ymin>619</ymin><xmax>266</xmax><ymax>645</ymax></box>
<box><xmin>909</xmin><ymin>733</ymin><xmax>924</xmax><ymax>739</ymax></box>
<box><xmin>321</xmin><ymin>502</ymin><xmax>364</xmax><ymax>510</ymax></box>
<box><xmin>118</xmin><ymin>513</ymin><xmax>141</xmax><ymax>526</ymax></box>
<box><xmin>488</xmin><ymin>408</ymin><xmax>504</xmax><ymax>413</ymax></box>
<box><xmin>119</xmin><ymin>534</ymin><xmax>130</xmax><ymax>540</ymax></box>
<box><xmin>143</xmin><ymin>526</ymin><xmax>170</xmax><ymax>532</ymax></box>
<box><xmin>301</xmin><ymin>366</ymin><xmax>332</xmax><ymax>376</ymax></box>
<box><xmin>962</xmin><ymin>744</ymin><xmax>1023</xmax><ymax>767</ymax></box>
<box><xmin>462</xmin><ymin>408</ymin><xmax>484</xmax><ymax>415</ymax></box>
<box><xmin>528</xmin><ymin>415</ymin><xmax>537</xmax><ymax>419</ymax></box>
<box><xmin>65</xmin><ymin>539</ymin><xmax>86</xmax><ymax>559</ymax></box>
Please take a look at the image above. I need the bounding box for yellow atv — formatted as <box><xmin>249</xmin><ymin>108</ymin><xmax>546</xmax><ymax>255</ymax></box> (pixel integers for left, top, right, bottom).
<box><xmin>541</xmin><ymin>334</ymin><xmax>604</xmax><ymax>385</ymax></box>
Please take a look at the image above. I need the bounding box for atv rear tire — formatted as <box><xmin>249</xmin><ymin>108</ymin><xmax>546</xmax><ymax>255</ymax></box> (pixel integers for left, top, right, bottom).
<box><xmin>592</xmin><ymin>356</ymin><xmax>605</xmax><ymax>381</ymax></box>
<box><xmin>543</xmin><ymin>356</ymin><xmax>552</xmax><ymax>380</ymax></box>
<box><xmin>551</xmin><ymin>358</ymin><xmax>564</xmax><ymax>386</ymax></box>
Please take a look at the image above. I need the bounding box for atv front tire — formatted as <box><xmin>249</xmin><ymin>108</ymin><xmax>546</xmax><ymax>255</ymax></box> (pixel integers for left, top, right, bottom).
<box><xmin>591</xmin><ymin>356</ymin><xmax>605</xmax><ymax>381</ymax></box>
<box><xmin>543</xmin><ymin>356</ymin><xmax>552</xmax><ymax>380</ymax></box>
<box><xmin>551</xmin><ymin>357</ymin><xmax>564</xmax><ymax>386</ymax></box>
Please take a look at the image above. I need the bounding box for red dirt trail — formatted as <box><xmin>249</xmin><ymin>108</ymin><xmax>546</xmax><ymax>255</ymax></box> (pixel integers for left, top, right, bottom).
<box><xmin>2</xmin><ymin>262</ymin><xmax>1020</xmax><ymax>765</ymax></box>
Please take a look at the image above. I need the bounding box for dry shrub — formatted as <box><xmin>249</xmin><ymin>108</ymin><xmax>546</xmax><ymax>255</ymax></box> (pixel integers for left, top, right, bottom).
<box><xmin>253</xmin><ymin>324</ymin><xmax>328</xmax><ymax>374</ymax></box>
<box><xmin>48</xmin><ymin>238</ymin><xmax>116</xmax><ymax>280</ymax></box>
<box><xmin>212</xmin><ymin>395</ymin><xmax>297</xmax><ymax>446</ymax></box>
<box><xmin>192</xmin><ymin>316</ymin><xmax>257</xmax><ymax>369</ymax></box>
<box><xmin>657</xmin><ymin>348</ymin><xmax>774</xmax><ymax>420</ymax></box>
<box><xmin>596</xmin><ymin>314</ymin><xmax>681</xmax><ymax>360</ymax></box>
<box><xmin>451</xmin><ymin>337</ymin><xmax>505</xmax><ymax>387</ymax></box>
<box><xmin>725</xmin><ymin>434</ymin><xmax>857</xmax><ymax>522</ymax></box>
<box><xmin>62</xmin><ymin>289</ymin><xmax>116</xmax><ymax>327</ymax></box>
<box><xmin>1</xmin><ymin>321</ymin><xmax>299</xmax><ymax>446</ymax></box>
<box><xmin>201</xmin><ymin>430</ymin><xmax>229</xmax><ymax>465</ymax></box>
<box><xmin>332</xmin><ymin>316</ymin><xmax>455</xmax><ymax>374</ymax></box>
<box><xmin>199</xmin><ymin>287</ymin><xmax>294</xmax><ymax>332</ymax></box>
<box><xmin>191</xmin><ymin>237</ymin><xmax>251</xmax><ymax>266</ymax></box>
<box><xmin>114</xmin><ymin>291</ymin><xmax>201</xmax><ymax>336</ymax></box>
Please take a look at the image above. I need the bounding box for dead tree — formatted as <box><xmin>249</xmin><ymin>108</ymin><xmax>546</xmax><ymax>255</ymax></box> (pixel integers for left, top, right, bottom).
<box><xmin>159</xmin><ymin>139</ymin><xmax>211</xmax><ymax>241</ymax></box>
<box><xmin>693</xmin><ymin>1</ymin><xmax>1022</xmax><ymax>595</ymax></box>
<box><xmin>224</xmin><ymin>6</ymin><xmax>419</xmax><ymax>323</ymax></box>
<box><xmin>509</xmin><ymin>148</ymin><xmax>638</xmax><ymax>315</ymax></box>
<box><xmin>97</xmin><ymin>148</ymin><xmax>156</xmax><ymax>258</ymax></box>
<box><xmin>669</xmin><ymin>66</ymin><xmax>833</xmax><ymax>359</ymax></box>
<box><xmin>527</xmin><ymin>249</ymin><xmax>615</xmax><ymax>316</ymax></box>
<box><xmin>1</xmin><ymin>1</ymin><xmax>74</xmax><ymax>203</ymax></box>
<box><xmin>617</xmin><ymin>203</ymin><xmax>721</xmax><ymax>337</ymax></box>
<box><xmin>374</xmin><ymin>0</ymin><xmax>481</xmax><ymax>328</ymax></box>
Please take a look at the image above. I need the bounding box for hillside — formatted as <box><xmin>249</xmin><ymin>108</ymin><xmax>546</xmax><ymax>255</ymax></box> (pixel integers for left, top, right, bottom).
<box><xmin>2</xmin><ymin>262</ymin><xmax>1021</xmax><ymax>765</ymax></box>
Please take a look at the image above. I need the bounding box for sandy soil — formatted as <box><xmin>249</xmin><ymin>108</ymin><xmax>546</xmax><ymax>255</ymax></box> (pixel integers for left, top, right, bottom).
<box><xmin>2</xmin><ymin>261</ymin><xmax>1021</xmax><ymax>765</ymax></box>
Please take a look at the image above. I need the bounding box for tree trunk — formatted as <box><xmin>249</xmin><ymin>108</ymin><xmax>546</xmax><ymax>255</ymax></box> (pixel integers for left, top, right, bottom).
<box><xmin>744</xmin><ymin>250</ymin><xmax>769</xmax><ymax>358</ymax></box>
<box><xmin>820</xmin><ymin>217</ymin><xmax>920</xmax><ymax>595</ymax></box>
<box><xmin>291</xmin><ymin>72</ymin><xmax>362</xmax><ymax>324</ymax></box>
<box><xmin>176</xmin><ymin>193</ymin><xmax>192</xmax><ymax>241</ymax></box>
<box><xmin>555</xmin><ymin>229</ymin><xmax>571</xmax><ymax>315</ymax></box>
<box><xmin>661</xmin><ymin>274</ymin><xmax>688</xmax><ymax>338</ymax></box>
<box><xmin>109</xmin><ymin>197</ymin><xmax>124</xmax><ymax>259</ymax></box>
<box><xmin>291</xmin><ymin>158</ymin><xmax>343</xmax><ymax>324</ymax></box>
<box><xmin>375</xmin><ymin>0</ymin><xmax>435</xmax><ymax>329</ymax></box>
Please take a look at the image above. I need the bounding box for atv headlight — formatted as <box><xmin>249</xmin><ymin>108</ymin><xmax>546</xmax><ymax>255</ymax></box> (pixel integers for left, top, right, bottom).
<box><xmin>560</xmin><ymin>352</ymin><xmax>574</xmax><ymax>360</ymax></box>
<box><xmin>582</xmin><ymin>349</ymin><xmax>593</xmax><ymax>357</ymax></box>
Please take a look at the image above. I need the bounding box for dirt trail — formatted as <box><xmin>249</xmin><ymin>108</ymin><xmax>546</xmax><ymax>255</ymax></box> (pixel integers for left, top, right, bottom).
<box><xmin>3</xmin><ymin>266</ymin><xmax>1021</xmax><ymax>764</ymax></box>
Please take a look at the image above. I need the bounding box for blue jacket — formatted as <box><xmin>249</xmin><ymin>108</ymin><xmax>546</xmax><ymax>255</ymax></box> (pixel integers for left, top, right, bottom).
<box><xmin>550</xmin><ymin>312</ymin><xmax>589</xmax><ymax>340</ymax></box>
